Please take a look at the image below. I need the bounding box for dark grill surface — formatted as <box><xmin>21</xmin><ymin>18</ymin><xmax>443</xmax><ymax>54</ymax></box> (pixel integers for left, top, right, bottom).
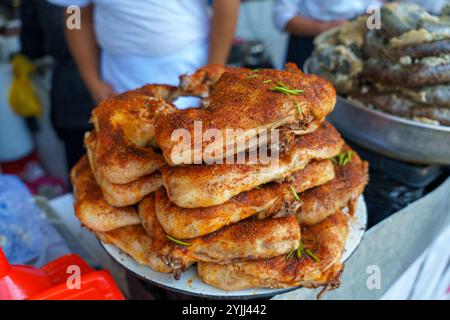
<box><xmin>349</xmin><ymin>143</ymin><xmax>449</xmax><ymax>228</ymax></box>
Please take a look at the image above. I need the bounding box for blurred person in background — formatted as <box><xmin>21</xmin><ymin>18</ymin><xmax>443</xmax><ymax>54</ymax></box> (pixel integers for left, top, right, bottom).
<box><xmin>273</xmin><ymin>0</ymin><xmax>383</xmax><ymax>68</ymax></box>
<box><xmin>398</xmin><ymin>0</ymin><xmax>449</xmax><ymax>15</ymax></box>
<box><xmin>21</xmin><ymin>0</ymin><xmax>95</xmax><ymax>170</ymax></box>
<box><xmin>49</xmin><ymin>0</ymin><xmax>240</xmax><ymax>108</ymax></box>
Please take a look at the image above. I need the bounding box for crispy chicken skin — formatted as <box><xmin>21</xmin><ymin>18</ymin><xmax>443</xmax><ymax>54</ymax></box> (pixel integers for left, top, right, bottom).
<box><xmin>197</xmin><ymin>210</ymin><xmax>349</xmax><ymax>291</ymax></box>
<box><xmin>138</xmin><ymin>195</ymin><xmax>300</xmax><ymax>269</ymax></box>
<box><xmin>89</xmin><ymin>84</ymin><xmax>176</xmax><ymax>184</ymax></box>
<box><xmin>179</xmin><ymin>64</ymin><xmax>248</xmax><ymax>98</ymax></box>
<box><xmin>96</xmin><ymin>225</ymin><xmax>178</xmax><ymax>273</ymax></box>
<box><xmin>85</xmin><ymin>132</ymin><xmax>163</xmax><ymax>207</ymax></box>
<box><xmin>70</xmin><ymin>157</ymin><xmax>140</xmax><ymax>232</ymax></box>
<box><xmin>156</xmin><ymin>160</ymin><xmax>334</xmax><ymax>239</ymax></box>
<box><xmin>295</xmin><ymin>145</ymin><xmax>369</xmax><ymax>226</ymax></box>
<box><xmin>161</xmin><ymin>122</ymin><xmax>344</xmax><ymax>208</ymax></box>
<box><xmin>155</xmin><ymin>66</ymin><xmax>336</xmax><ymax>165</ymax></box>
<box><xmin>179</xmin><ymin>63</ymin><xmax>303</xmax><ymax>99</ymax></box>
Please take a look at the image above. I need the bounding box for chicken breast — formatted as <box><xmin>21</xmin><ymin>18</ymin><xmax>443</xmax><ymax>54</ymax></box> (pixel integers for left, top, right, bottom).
<box><xmin>197</xmin><ymin>210</ymin><xmax>349</xmax><ymax>291</ymax></box>
<box><xmin>85</xmin><ymin>132</ymin><xmax>163</xmax><ymax>207</ymax></box>
<box><xmin>89</xmin><ymin>84</ymin><xmax>175</xmax><ymax>184</ymax></box>
<box><xmin>161</xmin><ymin>122</ymin><xmax>344</xmax><ymax>208</ymax></box>
<box><xmin>155</xmin><ymin>66</ymin><xmax>336</xmax><ymax>165</ymax></box>
<box><xmin>156</xmin><ymin>160</ymin><xmax>334</xmax><ymax>239</ymax></box>
<box><xmin>137</xmin><ymin>195</ymin><xmax>300</xmax><ymax>272</ymax></box>
<box><xmin>70</xmin><ymin>157</ymin><xmax>140</xmax><ymax>232</ymax></box>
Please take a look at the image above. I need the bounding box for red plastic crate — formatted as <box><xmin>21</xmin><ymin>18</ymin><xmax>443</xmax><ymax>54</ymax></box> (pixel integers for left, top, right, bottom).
<box><xmin>0</xmin><ymin>248</ymin><xmax>124</xmax><ymax>300</ymax></box>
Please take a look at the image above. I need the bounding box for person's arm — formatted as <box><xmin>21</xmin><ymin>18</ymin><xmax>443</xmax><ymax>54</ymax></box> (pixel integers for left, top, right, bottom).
<box><xmin>64</xmin><ymin>5</ymin><xmax>116</xmax><ymax>104</ymax></box>
<box><xmin>284</xmin><ymin>15</ymin><xmax>346</xmax><ymax>37</ymax></box>
<box><xmin>208</xmin><ymin>0</ymin><xmax>240</xmax><ymax>65</ymax></box>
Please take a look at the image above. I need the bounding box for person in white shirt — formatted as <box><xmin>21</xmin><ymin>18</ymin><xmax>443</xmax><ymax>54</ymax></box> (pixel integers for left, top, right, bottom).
<box><xmin>49</xmin><ymin>0</ymin><xmax>239</xmax><ymax>108</ymax></box>
<box><xmin>399</xmin><ymin>0</ymin><xmax>448</xmax><ymax>15</ymax></box>
<box><xmin>273</xmin><ymin>0</ymin><xmax>382</xmax><ymax>68</ymax></box>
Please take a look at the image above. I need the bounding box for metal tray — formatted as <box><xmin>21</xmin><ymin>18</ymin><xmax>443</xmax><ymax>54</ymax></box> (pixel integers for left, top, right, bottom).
<box><xmin>304</xmin><ymin>59</ymin><xmax>450</xmax><ymax>165</ymax></box>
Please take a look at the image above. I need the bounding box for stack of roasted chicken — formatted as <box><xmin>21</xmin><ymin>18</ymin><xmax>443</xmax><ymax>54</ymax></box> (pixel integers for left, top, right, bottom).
<box><xmin>71</xmin><ymin>64</ymin><xmax>369</xmax><ymax>292</ymax></box>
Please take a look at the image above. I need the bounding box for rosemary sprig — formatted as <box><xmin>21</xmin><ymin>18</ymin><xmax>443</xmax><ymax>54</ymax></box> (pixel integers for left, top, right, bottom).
<box><xmin>296</xmin><ymin>241</ymin><xmax>304</xmax><ymax>258</ymax></box>
<box><xmin>289</xmin><ymin>185</ymin><xmax>300</xmax><ymax>202</ymax></box>
<box><xmin>294</xmin><ymin>100</ymin><xmax>307</xmax><ymax>114</ymax></box>
<box><xmin>286</xmin><ymin>241</ymin><xmax>321</xmax><ymax>262</ymax></box>
<box><xmin>305</xmin><ymin>249</ymin><xmax>320</xmax><ymax>262</ymax></box>
<box><xmin>262</xmin><ymin>79</ymin><xmax>273</xmax><ymax>84</ymax></box>
<box><xmin>295</xmin><ymin>101</ymin><xmax>302</xmax><ymax>114</ymax></box>
<box><xmin>247</xmin><ymin>74</ymin><xmax>258</xmax><ymax>79</ymax></box>
<box><xmin>286</xmin><ymin>250</ymin><xmax>295</xmax><ymax>259</ymax></box>
<box><xmin>166</xmin><ymin>235</ymin><xmax>191</xmax><ymax>247</ymax></box>
<box><xmin>270</xmin><ymin>81</ymin><xmax>304</xmax><ymax>96</ymax></box>
<box><xmin>332</xmin><ymin>151</ymin><xmax>354</xmax><ymax>166</ymax></box>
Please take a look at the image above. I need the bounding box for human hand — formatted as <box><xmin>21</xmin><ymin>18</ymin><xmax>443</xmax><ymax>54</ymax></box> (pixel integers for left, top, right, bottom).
<box><xmin>318</xmin><ymin>19</ymin><xmax>347</xmax><ymax>33</ymax></box>
<box><xmin>285</xmin><ymin>16</ymin><xmax>348</xmax><ymax>37</ymax></box>
<box><xmin>88</xmin><ymin>79</ymin><xmax>117</xmax><ymax>104</ymax></box>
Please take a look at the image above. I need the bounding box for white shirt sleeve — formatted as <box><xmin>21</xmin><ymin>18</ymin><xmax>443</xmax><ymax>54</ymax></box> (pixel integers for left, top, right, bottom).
<box><xmin>47</xmin><ymin>0</ymin><xmax>92</xmax><ymax>7</ymax></box>
<box><xmin>273</xmin><ymin>0</ymin><xmax>300</xmax><ymax>31</ymax></box>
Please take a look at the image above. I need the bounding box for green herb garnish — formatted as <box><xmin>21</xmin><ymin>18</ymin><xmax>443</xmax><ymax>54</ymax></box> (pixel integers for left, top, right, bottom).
<box><xmin>270</xmin><ymin>81</ymin><xmax>304</xmax><ymax>96</ymax></box>
<box><xmin>332</xmin><ymin>151</ymin><xmax>354</xmax><ymax>166</ymax></box>
<box><xmin>262</xmin><ymin>79</ymin><xmax>273</xmax><ymax>84</ymax></box>
<box><xmin>247</xmin><ymin>74</ymin><xmax>258</xmax><ymax>79</ymax></box>
<box><xmin>296</xmin><ymin>241</ymin><xmax>304</xmax><ymax>258</ymax></box>
<box><xmin>289</xmin><ymin>185</ymin><xmax>300</xmax><ymax>202</ymax></box>
<box><xmin>254</xmin><ymin>185</ymin><xmax>261</xmax><ymax>190</ymax></box>
<box><xmin>305</xmin><ymin>249</ymin><xmax>320</xmax><ymax>262</ymax></box>
<box><xmin>166</xmin><ymin>235</ymin><xmax>191</xmax><ymax>246</ymax></box>
<box><xmin>286</xmin><ymin>250</ymin><xmax>295</xmax><ymax>259</ymax></box>
<box><xmin>294</xmin><ymin>100</ymin><xmax>306</xmax><ymax>114</ymax></box>
<box><xmin>286</xmin><ymin>241</ymin><xmax>321</xmax><ymax>262</ymax></box>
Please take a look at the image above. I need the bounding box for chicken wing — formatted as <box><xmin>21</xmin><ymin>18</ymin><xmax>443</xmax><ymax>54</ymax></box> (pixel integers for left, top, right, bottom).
<box><xmin>161</xmin><ymin>122</ymin><xmax>344</xmax><ymax>208</ymax></box>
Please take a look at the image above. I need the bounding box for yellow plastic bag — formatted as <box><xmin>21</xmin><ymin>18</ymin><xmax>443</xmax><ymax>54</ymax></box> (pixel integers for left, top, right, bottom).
<box><xmin>8</xmin><ymin>54</ymin><xmax>43</xmax><ymax>117</ymax></box>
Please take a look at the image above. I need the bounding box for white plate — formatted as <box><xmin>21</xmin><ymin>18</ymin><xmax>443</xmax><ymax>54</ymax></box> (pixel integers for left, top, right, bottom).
<box><xmin>101</xmin><ymin>196</ymin><xmax>367</xmax><ymax>298</ymax></box>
